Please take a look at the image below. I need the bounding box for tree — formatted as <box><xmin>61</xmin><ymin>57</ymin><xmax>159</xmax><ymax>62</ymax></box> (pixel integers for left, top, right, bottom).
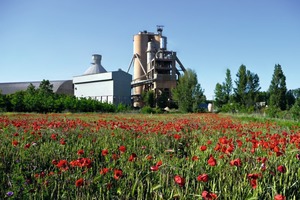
<box><xmin>38</xmin><ymin>79</ymin><xmax>54</xmax><ymax>95</ymax></box>
<box><xmin>142</xmin><ymin>90</ymin><xmax>155</xmax><ymax>108</ymax></box>
<box><xmin>10</xmin><ymin>91</ymin><xmax>26</xmax><ymax>112</ymax></box>
<box><xmin>269</xmin><ymin>64</ymin><xmax>287</xmax><ymax>110</ymax></box>
<box><xmin>233</xmin><ymin>65</ymin><xmax>248</xmax><ymax>106</ymax></box>
<box><xmin>245</xmin><ymin>70</ymin><xmax>261</xmax><ymax>107</ymax></box>
<box><xmin>172</xmin><ymin>69</ymin><xmax>206</xmax><ymax>112</ymax></box>
<box><xmin>36</xmin><ymin>80</ymin><xmax>54</xmax><ymax>112</ymax></box>
<box><xmin>214</xmin><ymin>68</ymin><xmax>233</xmax><ymax>109</ymax></box>
<box><xmin>24</xmin><ymin>83</ymin><xmax>38</xmax><ymax>112</ymax></box>
<box><xmin>0</xmin><ymin>91</ymin><xmax>6</xmax><ymax>111</ymax></box>
<box><xmin>233</xmin><ymin>65</ymin><xmax>261</xmax><ymax>108</ymax></box>
<box><xmin>286</xmin><ymin>89</ymin><xmax>296</xmax><ymax>110</ymax></box>
<box><xmin>224</xmin><ymin>68</ymin><xmax>233</xmax><ymax>102</ymax></box>
<box><xmin>214</xmin><ymin>83</ymin><xmax>226</xmax><ymax>108</ymax></box>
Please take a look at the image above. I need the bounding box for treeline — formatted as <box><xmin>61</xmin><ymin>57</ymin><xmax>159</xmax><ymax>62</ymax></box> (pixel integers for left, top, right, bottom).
<box><xmin>0</xmin><ymin>80</ymin><xmax>128</xmax><ymax>113</ymax></box>
<box><xmin>214</xmin><ymin>64</ymin><xmax>300</xmax><ymax>120</ymax></box>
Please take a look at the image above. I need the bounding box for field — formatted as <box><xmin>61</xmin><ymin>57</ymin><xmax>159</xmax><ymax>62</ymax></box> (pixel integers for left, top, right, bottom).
<box><xmin>0</xmin><ymin>113</ymin><xmax>299</xmax><ymax>200</ymax></box>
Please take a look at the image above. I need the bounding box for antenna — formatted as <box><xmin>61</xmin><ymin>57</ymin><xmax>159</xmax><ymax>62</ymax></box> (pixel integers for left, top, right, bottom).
<box><xmin>157</xmin><ymin>25</ymin><xmax>164</xmax><ymax>35</ymax></box>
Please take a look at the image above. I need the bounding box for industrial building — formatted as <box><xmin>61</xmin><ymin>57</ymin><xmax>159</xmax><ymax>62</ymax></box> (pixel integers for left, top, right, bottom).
<box><xmin>73</xmin><ymin>54</ymin><xmax>132</xmax><ymax>105</ymax></box>
<box><xmin>128</xmin><ymin>26</ymin><xmax>186</xmax><ymax>107</ymax></box>
<box><xmin>0</xmin><ymin>26</ymin><xmax>185</xmax><ymax>108</ymax></box>
<box><xmin>0</xmin><ymin>80</ymin><xmax>73</xmax><ymax>95</ymax></box>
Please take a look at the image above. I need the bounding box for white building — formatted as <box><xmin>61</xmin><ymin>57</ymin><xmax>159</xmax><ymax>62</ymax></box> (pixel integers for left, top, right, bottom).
<box><xmin>73</xmin><ymin>54</ymin><xmax>132</xmax><ymax>105</ymax></box>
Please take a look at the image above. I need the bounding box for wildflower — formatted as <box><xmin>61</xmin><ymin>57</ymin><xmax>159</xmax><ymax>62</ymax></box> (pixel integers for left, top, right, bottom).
<box><xmin>51</xmin><ymin>134</ymin><xmax>57</xmax><ymax>140</ymax></box>
<box><xmin>274</xmin><ymin>194</ymin><xmax>285</xmax><ymax>200</ymax></box>
<box><xmin>77</xmin><ymin>149</ymin><xmax>84</xmax><ymax>155</ymax></box>
<box><xmin>128</xmin><ymin>153</ymin><xmax>137</xmax><ymax>162</ymax></box>
<box><xmin>6</xmin><ymin>191</ymin><xmax>14</xmax><ymax>197</ymax></box>
<box><xmin>202</xmin><ymin>190</ymin><xmax>217</xmax><ymax>200</ymax></box>
<box><xmin>200</xmin><ymin>145</ymin><xmax>207</xmax><ymax>151</ymax></box>
<box><xmin>156</xmin><ymin>160</ymin><xmax>163</xmax><ymax>167</ymax></box>
<box><xmin>24</xmin><ymin>143</ymin><xmax>31</xmax><ymax>149</ymax></box>
<box><xmin>197</xmin><ymin>174</ymin><xmax>209</xmax><ymax>182</ymax></box>
<box><xmin>60</xmin><ymin>138</ymin><xmax>66</xmax><ymax>145</ymax></box>
<box><xmin>230</xmin><ymin>158</ymin><xmax>242</xmax><ymax>167</ymax></box>
<box><xmin>174</xmin><ymin>175</ymin><xmax>185</xmax><ymax>187</ymax></box>
<box><xmin>12</xmin><ymin>140</ymin><xmax>19</xmax><ymax>147</ymax></box>
<box><xmin>277</xmin><ymin>165</ymin><xmax>286</xmax><ymax>173</ymax></box>
<box><xmin>100</xmin><ymin>168</ymin><xmax>110</xmax><ymax>175</ymax></box>
<box><xmin>56</xmin><ymin>159</ymin><xmax>68</xmax><ymax>171</ymax></box>
<box><xmin>52</xmin><ymin>159</ymin><xmax>58</xmax><ymax>165</ymax></box>
<box><xmin>75</xmin><ymin>178</ymin><xmax>84</xmax><ymax>187</ymax></box>
<box><xmin>192</xmin><ymin>156</ymin><xmax>199</xmax><ymax>161</ymax></box>
<box><xmin>296</xmin><ymin>154</ymin><xmax>300</xmax><ymax>160</ymax></box>
<box><xmin>113</xmin><ymin>169</ymin><xmax>123</xmax><ymax>180</ymax></box>
<box><xmin>112</xmin><ymin>153</ymin><xmax>119</xmax><ymax>160</ymax></box>
<box><xmin>208</xmin><ymin>155</ymin><xmax>217</xmax><ymax>166</ymax></box>
<box><xmin>146</xmin><ymin>155</ymin><xmax>153</xmax><ymax>160</ymax></box>
<box><xmin>150</xmin><ymin>165</ymin><xmax>159</xmax><ymax>171</ymax></box>
<box><xmin>247</xmin><ymin>173</ymin><xmax>261</xmax><ymax>189</ymax></box>
<box><xmin>119</xmin><ymin>145</ymin><xmax>126</xmax><ymax>153</ymax></box>
<box><xmin>173</xmin><ymin>134</ymin><xmax>181</xmax><ymax>140</ymax></box>
<box><xmin>102</xmin><ymin>149</ymin><xmax>109</xmax><ymax>156</ymax></box>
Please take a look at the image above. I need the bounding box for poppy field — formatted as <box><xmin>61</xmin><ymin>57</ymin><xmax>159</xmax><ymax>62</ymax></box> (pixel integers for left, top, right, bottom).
<box><xmin>1</xmin><ymin>113</ymin><xmax>300</xmax><ymax>199</ymax></box>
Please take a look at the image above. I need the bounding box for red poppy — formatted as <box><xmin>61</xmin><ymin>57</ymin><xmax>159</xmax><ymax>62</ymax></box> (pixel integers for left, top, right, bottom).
<box><xmin>250</xmin><ymin>179</ymin><xmax>258</xmax><ymax>189</ymax></box>
<box><xmin>56</xmin><ymin>160</ymin><xmax>68</xmax><ymax>168</ymax></box>
<box><xmin>173</xmin><ymin>134</ymin><xmax>181</xmax><ymax>140</ymax></box>
<box><xmin>102</xmin><ymin>149</ymin><xmax>109</xmax><ymax>156</ymax></box>
<box><xmin>52</xmin><ymin>159</ymin><xmax>58</xmax><ymax>165</ymax></box>
<box><xmin>261</xmin><ymin>163</ymin><xmax>267</xmax><ymax>171</ymax></box>
<box><xmin>274</xmin><ymin>194</ymin><xmax>286</xmax><ymax>200</ymax></box>
<box><xmin>197</xmin><ymin>174</ymin><xmax>209</xmax><ymax>182</ymax></box>
<box><xmin>277</xmin><ymin>165</ymin><xmax>286</xmax><ymax>173</ymax></box>
<box><xmin>150</xmin><ymin>165</ymin><xmax>159</xmax><ymax>171</ymax></box>
<box><xmin>208</xmin><ymin>155</ymin><xmax>217</xmax><ymax>166</ymax></box>
<box><xmin>75</xmin><ymin>178</ymin><xmax>84</xmax><ymax>187</ymax></box>
<box><xmin>156</xmin><ymin>160</ymin><xmax>163</xmax><ymax>167</ymax></box>
<box><xmin>113</xmin><ymin>169</ymin><xmax>123</xmax><ymax>180</ymax></box>
<box><xmin>192</xmin><ymin>156</ymin><xmax>199</xmax><ymax>161</ymax></box>
<box><xmin>174</xmin><ymin>175</ymin><xmax>185</xmax><ymax>187</ymax></box>
<box><xmin>230</xmin><ymin>158</ymin><xmax>242</xmax><ymax>167</ymax></box>
<box><xmin>119</xmin><ymin>145</ymin><xmax>126</xmax><ymax>153</ymax></box>
<box><xmin>200</xmin><ymin>145</ymin><xmax>207</xmax><ymax>151</ymax></box>
<box><xmin>146</xmin><ymin>155</ymin><xmax>153</xmax><ymax>160</ymax></box>
<box><xmin>202</xmin><ymin>190</ymin><xmax>217</xmax><ymax>200</ymax></box>
<box><xmin>100</xmin><ymin>168</ymin><xmax>110</xmax><ymax>175</ymax></box>
<box><xmin>112</xmin><ymin>153</ymin><xmax>119</xmax><ymax>160</ymax></box>
<box><xmin>247</xmin><ymin>173</ymin><xmax>261</xmax><ymax>189</ymax></box>
<box><xmin>51</xmin><ymin>134</ymin><xmax>57</xmax><ymax>140</ymax></box>
<box><xmin>12</xmin><ymin>140</ymin><xmax>19</xmax><ymax>147</ymax></box>
<box><xmin>77</xmin><ymin>149</ymin><xmax>84</xmax><ymax>155</ymax></box>
<box><xmin>128</xmin><ymin>153</ymin><xmax>137</xmax><ymax>162</ymax></box>
<box><xmin>60</xmin><ymin>138</ymin><xmax>66</xmax><ymax>145</ymax></box>
<box><xmin>24</xmin><ymin>143</ymin><xmax>31</xmax><ymax>149</ymax></box>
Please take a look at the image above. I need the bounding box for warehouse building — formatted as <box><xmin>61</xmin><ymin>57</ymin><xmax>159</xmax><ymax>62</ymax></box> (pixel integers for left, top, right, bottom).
<box><xmin>0</xmin><ymin>80</ymin><xmax>73</xmax><ymax>95</ymax></box>
<box><xmin>73</xmin><ymin>54</ymin><xmax>132</xmax><ymax>105</ymax></box>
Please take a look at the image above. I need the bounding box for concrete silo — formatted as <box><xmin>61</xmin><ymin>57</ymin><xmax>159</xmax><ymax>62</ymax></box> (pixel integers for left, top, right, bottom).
<box><xmin>129</xmin><ymin>26</ymin><xmax>186</xmax><ymax>108</ymax></box>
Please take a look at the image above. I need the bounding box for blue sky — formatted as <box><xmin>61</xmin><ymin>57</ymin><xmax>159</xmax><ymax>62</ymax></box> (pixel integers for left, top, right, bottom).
<box><xmin>1</xmin><ymin>0</ymin><xmax>299</xmax><ymax>99</ymax></box>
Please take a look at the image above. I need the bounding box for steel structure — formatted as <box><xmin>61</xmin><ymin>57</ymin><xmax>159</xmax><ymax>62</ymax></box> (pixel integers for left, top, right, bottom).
<box><xmin>128</xmin><ymin>26</ymin><xmax>186</xmax><ymax>107</ymax></box>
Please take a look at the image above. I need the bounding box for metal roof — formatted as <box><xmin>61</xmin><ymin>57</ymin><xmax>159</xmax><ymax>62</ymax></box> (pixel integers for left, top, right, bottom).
<box><xmin>0</xmin><ymin>80</ymin><xmax>74</xmax><ymax>95</ymax></box>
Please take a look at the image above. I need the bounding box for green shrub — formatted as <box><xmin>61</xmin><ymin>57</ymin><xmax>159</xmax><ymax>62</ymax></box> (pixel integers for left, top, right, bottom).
<box><xmin>140</xmin><ymin>106</ymin><xmax>153</xmax><ymax>114</ymax></box>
